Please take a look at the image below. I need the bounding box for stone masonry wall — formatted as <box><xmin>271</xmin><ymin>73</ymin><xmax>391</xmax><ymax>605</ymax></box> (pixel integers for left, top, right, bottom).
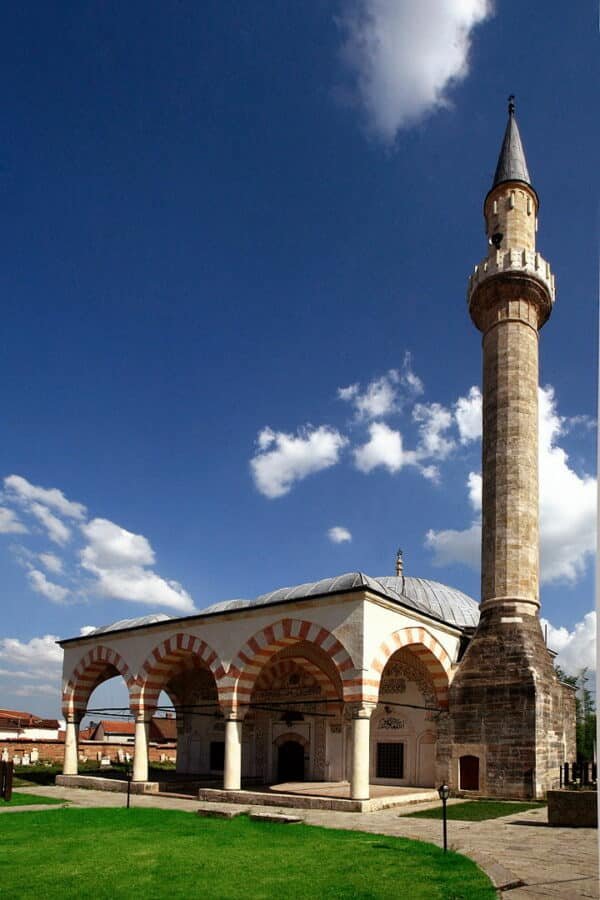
<box><xmin>443</xmin><ymin>607</ymin><xmax>573</xmax><ymax>799</ymax></box>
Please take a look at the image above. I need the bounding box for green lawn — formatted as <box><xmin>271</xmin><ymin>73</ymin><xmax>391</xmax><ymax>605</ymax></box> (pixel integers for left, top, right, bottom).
<box><xmin>404</xmin><ymin>800</ymin><xmax>545</xmax><ymax>821</ymax></box>
<box><xmin>0</xmin><ymin>791</ymin><xmax>64</xmax><ymax>807</ymax></box>
<box><xmin>0</xmin><ymin>808</ymin><xmax>495</xmax><ymax>899</ymax></box>
<box><xmin>13</xmin><ymin>761</ymin><xmax>174</xmax><ymax>787</ymax></box>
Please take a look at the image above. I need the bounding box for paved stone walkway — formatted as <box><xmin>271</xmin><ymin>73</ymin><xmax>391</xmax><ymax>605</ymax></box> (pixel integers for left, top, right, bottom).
<box><xmin>7</xmin><ymin>786</ymin><xmax>599</xmax><ymax>898</ymax></box>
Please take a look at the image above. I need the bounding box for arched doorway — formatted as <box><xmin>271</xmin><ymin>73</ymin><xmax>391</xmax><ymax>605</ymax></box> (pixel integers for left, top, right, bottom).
<box><xmin>247</xmin><ymin>641</ymin><xmax>344</xmax><ymax>784</ymax></box>
<box><xmin>277</xmin><ymin>740</ymin><xmax>305</xmax><ymax>782</ymax></box>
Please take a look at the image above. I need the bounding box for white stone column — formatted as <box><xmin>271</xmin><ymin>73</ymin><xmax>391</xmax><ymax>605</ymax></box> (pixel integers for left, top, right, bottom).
<box><xmin>63</xmin><ymin>716</ymin><xmax>79</xmax><ymax>776</ymax></box>
<box><xmin>350</xmin><ymin>703</ymin><xmax>375</xmax><ymax>801</ymax></box>
<box><xmin>132</xmin><ymin>716</ymin><xmax>150</xmax><ymax>782</ymax></box>
<box><xmin>223</xmin><ymin>712</ymin><xmax>245</xmax><ymax>791</ymax></box>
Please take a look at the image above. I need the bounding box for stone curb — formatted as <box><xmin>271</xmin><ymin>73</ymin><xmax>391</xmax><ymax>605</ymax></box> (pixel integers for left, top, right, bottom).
<box><xmin>464</xmin><ymin>849</ymin><xmax>524</xmax><ymax>892</ymax></box>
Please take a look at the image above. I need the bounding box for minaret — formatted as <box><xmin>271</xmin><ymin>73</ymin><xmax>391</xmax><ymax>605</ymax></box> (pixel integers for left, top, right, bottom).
<box><xmin>471</xmin><ymin>95</ymin><xmax>554</xmax><ymax>615</ymax></box>
<box><xmin>443</xmin><ymin>99</ymin><xmax>575</xmax><ymax>800</ymax></box>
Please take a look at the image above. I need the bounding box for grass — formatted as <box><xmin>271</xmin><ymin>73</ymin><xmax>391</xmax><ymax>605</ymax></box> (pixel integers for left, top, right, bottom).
<box><xmin>0</xmin><ymin>791</ymin><xmax>64</xmax><ymax>807</ymax></box>
<box><xmin>0</xmin><ymin>808</ymin><xmax>496</xmax><ymax>899</ymax></box>
<box><xmin>13</xmin><ymin>761</ymin><xmax>175</xmax><ymax>787</ymax></box>
<box><xmin>403</xmin><ymin>800</ymin><xmax>545</xmax><ymax>821</ymax></box>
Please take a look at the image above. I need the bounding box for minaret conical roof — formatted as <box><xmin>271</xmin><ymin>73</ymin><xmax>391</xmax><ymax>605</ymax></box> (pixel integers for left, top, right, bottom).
<box><xmin>492</xmin><ymin>96</ymin><xmax>531</xmax><ymax>188</ymax></box>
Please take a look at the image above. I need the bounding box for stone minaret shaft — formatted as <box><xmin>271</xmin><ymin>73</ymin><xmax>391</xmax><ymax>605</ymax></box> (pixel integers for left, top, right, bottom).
<box><xmin>468</xmin><ymin>98</ymin><xmax>554</xmax><ymax>615</ymax></box>
<box><xmin>443</xmin><ymin>99</ymin><xmax>574</xmax><ymax>801</ymax></box>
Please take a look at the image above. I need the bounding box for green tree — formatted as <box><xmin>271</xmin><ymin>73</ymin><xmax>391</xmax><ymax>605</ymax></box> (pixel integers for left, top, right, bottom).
<box><xmin>556</xmin><ymin>666</ymin><xmax>596</xmax><ymax>761</ymax></box>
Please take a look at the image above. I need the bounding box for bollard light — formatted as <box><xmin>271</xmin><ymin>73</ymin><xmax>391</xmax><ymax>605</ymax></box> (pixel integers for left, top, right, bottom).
<box><xmin>437</xmin><ymin>783</ymin><xmax>450</xmax><ymax>852</ymax></box>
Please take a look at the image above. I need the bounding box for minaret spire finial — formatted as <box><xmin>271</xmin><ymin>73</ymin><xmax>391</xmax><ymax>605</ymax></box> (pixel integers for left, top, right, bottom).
<box><xmin>395</xmin><ymin>548</ymin><xmax>404</xmax><ymax>578</ymax></box>
<box><xmin>490</xmin><ymin>95</ymin><xmax>531</xmax><ymax>189</ymax></box>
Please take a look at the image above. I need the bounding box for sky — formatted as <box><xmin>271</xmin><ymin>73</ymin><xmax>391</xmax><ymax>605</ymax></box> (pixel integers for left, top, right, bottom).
<box><xmin>0</xmin><ymin>1</ymin><xmax>597</xmax><ymax>719</ymax></box>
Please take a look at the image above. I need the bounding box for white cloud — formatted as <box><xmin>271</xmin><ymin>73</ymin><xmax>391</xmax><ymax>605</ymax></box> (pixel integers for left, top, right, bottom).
<box><xmin>79</xmin><ymin>625</ymin><xmax>97</xmax><ymax>637</ymax></box>
<box><xmin>13</xmin><ymin>683</ymin><xmax>59</xmax><ymax>698</ymax></box>
<box><xmin>30</xmin><ymin>502</ymin><xmax>71</xmax><ymax>545</ymax></box>
<box><xmin>80</xmin><ymin>517</ymin><xmax>195</xmax><ymax>614</ymax></box>
<box><xmin>81</xmin><ymin>518</ymin><xmax>155</xmax><ymax>570</ymax></box>
<box><xmin>0</xmin><ymin>634</ymin><xmax>63</xmax><ymax>674</ymax></box>
<box><xmin>564</xmin><ymin>414</ymin><xmax>596</xmax><ymax>433</ymax></box>
<box><xmin>338</xmin><ymin>383</ymin><xmax>359</xmax><ymax>403</ymax></box>
<box><xmin>413</xmin><ymin>402</ymin><xmax>455</xmax><ymax>460</ymax></box>
<box><xmin>354</xmin><ymin>421</ymin><xmax>417</xmax><ymax>474</ymax></box>
<box><xmin>455</xmin><ymin>386</ymin><xmax>482</xmax><ymax>443</ymax></box>
<box><xmin>542</xmin><ymin>612</ymin><xmax>596</xmax><ymax>676</ymax></box>
<box><xmin>251</xmin><ymin>425</ymin><xmax>348</xmax><ymax>498</ymax></box>
<box><xmin>0</xmin><ymin>507</ymin><xmax>28</xmax><ymax>534</ymax></box>
<box><xmin>38</xmin><ymin>552</ymin><xmax>63</xmax><ymax>575</ymax></box>
<box><xmin>328</xmin><ymin>526</ymin><xmax>352</xmax><ymax>544</ymax></box>
<box><xmin>538</xmin><ymin>386</ymin><xmax>596</xmax><ymax>583</ymax></box>
<box><xmin>338</xmin><ymin>359</ymin><xmax>424</xmax><ymax>423</ymax></box>
<box><xmin>467</xmin><ymin>472</ymin><xmax>482</xmax><ymax>512</ymax></box>
<box><xmin>4</xmin><ymin>474</ymin><xmax>86</xmax><ymax>520</ymax></box>
<box><xmin>402</xmin><ymin>352</ymin><xmax>424</xmax><ymax>396</ymax></box>
<box><xmin>426</xmin><ymin>385</ymin><xmax>596</xmax><ymax>585</ymax></box>
<box><xmin>425</xmin><ymin>522</ymin><xmax>481</xmax><ymax>569</ymax></box>
<box><xmin>338</xmin><ymin>369</ymin><xmax>400</xmax><ymax>420</ymax></box>
<box><xmin>27</xmin><ymin>569</ymin><xmax>70</xmax><ymax>604</ymax></box>
<box><xmin>86</xmin><ymin>566</ymin><xmax>194</xmax><ymax>612</ymax></box>
<box><xmin>337</xmin><ymin>0</ymin><xmax>493</xmax><ymax>141</ymax></box>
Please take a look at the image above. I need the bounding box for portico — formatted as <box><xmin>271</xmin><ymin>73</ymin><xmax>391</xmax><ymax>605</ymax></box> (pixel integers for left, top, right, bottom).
<box><xmin>58</xmin><ymin>571</ymin><xmax>470</xmax><ymax>804</ymax></box>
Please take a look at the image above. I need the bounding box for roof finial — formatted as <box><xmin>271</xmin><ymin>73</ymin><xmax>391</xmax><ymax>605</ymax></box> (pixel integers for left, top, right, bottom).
<box><xmin>395</xmin><ymin>548</ymin><xmax>404</xmax><ymax>578</ymax></box>
<box><xmin>508</xmin><ymin>94</ymin><xmax>515</xmax><ymax>116</ymax></box>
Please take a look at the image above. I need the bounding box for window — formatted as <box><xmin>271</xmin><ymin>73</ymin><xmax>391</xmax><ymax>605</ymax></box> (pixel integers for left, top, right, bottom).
<box><xmin>376</xmin><ymin>742</ymin><xmax>404</xmax><ymax>779</ymax></box>
<box><xmin>209</xmin><ymin>741</ymin><xmax>225</xmax><ymax>771</ymax></box>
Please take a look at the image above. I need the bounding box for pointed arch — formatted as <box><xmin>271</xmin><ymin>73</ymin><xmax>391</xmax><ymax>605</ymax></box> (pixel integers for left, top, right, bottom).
<box><xmin>131</xmin><ymin>633</ymin><xmax>226</xmax><ymax>714</ymax></box>
<box><xmin>253</xmin><ymin>656</ymin><xmax>338</xmax><ymax>700</ymax></box>
<box><xmin>368</xmin><ymin>627</ymin><xmax>453</xmax><ymax>708</ymax></box>
<box><xmin>62</xmin><ymin>645</ymin><xmax>134</xmax><ymax>718</ymax></box>
<box><xmin>224</xmin><ymin>618</ymin><xmax>357</xmax><ymax>707</ymax></box>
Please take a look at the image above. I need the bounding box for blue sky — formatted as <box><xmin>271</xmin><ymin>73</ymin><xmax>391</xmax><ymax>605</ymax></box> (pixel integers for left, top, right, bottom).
<box><xmin>0</xmin><ymin>1</ymin><xmax>596</xmax><ymax>718</ymax></box>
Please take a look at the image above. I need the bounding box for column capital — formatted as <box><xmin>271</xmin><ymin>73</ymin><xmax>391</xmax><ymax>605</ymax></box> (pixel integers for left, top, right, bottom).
<box><xmin>220</xmin><ymin>705</ymin><xmax>247</xmax><ymax>722</ymax></box>
<box><xmin>347</xmin><ymin>701</ymin><xmax>377</xmax><ymax>720</ymax></box>
<box><xmin>134</xmin><ymin>712</ymin><xmax>152</xmax><ymax>724</ymax></box>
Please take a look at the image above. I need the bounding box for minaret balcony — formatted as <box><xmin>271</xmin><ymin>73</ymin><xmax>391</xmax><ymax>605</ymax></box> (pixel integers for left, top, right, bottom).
<box><xmin>467</xmin><ymin>248</ymin><xmax>555</xmax><ymax>307</ymax></box>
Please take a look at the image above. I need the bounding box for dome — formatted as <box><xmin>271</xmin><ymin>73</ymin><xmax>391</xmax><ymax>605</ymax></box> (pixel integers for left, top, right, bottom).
<box><xmin>375</xmin><ymin>576</ymin><xmax>479</xmax><ymax>628</ymax></box>
<box><xmin>204</xmin><ymin>571</ymin><xmax>479</xmax><ymax>630</ymax></box>
<box><xmin>69</xmin><ymin>573</ymin><xmax>479</xmax><ymax>642</ymax></box>
<box><xmin>85</xmin><ymin>613</ymin><xmax>172</xmax><ymax>636</ymax></box>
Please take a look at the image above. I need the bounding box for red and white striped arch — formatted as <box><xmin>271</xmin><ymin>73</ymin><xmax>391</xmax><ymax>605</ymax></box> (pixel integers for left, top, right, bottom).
<box><xmin>367</xmin><ymin>627</ymin><xmax>453</xmax><ymax>708</ymax></box>
<box><xmin>223</xmin><ymin>619</ymin><xmax>357</xmax><ymax>708</ymax></box>
<box><xmin>62</xmin><ymin>645</ymin><xmax>133</xmax><ymax>718</ymax></box>
<box><xmin>131</xmin><ymin>633</ymin><xmax>226</xmax><ymax>714</ymax></box>
<box><xmin>253</xmin><ymin>656</ymin><xmax>338</xmax><ymax>700</ymax></box>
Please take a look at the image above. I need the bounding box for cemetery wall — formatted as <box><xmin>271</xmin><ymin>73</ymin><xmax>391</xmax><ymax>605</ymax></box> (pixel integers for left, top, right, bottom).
<box><xmin>0</xmin><ymin>738</ymin><xmax>176</xmax><ymax>765</ymax></box>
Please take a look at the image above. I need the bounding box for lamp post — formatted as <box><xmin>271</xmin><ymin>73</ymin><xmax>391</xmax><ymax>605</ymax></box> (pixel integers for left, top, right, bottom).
<box><xmin>438</xmin><ymin>783</ymin><xmax>450</xmax><ymax>852</ymax></box>
<box><xmin>125</xmin><ymin>762</ymin><xmax>133</xmax><ymax>809</ymax></box>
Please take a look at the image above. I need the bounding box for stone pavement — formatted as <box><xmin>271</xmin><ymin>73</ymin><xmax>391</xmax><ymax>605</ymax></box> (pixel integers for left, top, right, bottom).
<box><xmin>8</xmin><ymin>786</ymin><xmax>599</xmax><ymax>898</ymax></box>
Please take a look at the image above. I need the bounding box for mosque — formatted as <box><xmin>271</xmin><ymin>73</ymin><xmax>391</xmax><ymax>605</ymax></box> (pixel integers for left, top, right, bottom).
<box><xmin>58</xmin><ymin>102</ymin><xmax>575</xmax><ymax>804</ymax></box>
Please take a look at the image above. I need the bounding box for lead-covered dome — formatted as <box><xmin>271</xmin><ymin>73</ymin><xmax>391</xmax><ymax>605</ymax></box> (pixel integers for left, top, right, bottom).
<box><xmin>374</xmin><ymin>575</ymin><xmax>479</xmax><ymax>629</ymax></box>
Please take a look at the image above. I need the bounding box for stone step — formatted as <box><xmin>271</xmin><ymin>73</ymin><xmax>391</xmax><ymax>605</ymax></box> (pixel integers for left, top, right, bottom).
<box><xmin>197</xmin><ymin>807</ymin><xmax>246</xmax><ymax>819</ymax></box>
<box><xmin>249</xmin><ymin>811</ymin><xmax>303</xmax><ymax>824</ymax></box>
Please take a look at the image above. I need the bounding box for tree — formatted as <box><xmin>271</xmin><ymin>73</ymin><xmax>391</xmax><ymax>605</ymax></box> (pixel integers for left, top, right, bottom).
<box><xmin>556</xmin><ymin>666</ymin><xmax>596</xmax><ymax>761</ymax></box>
